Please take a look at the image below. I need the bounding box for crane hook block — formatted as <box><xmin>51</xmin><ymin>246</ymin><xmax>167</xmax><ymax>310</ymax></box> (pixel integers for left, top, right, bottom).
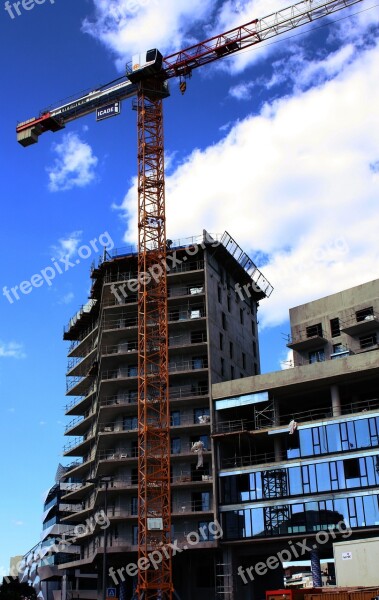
<box><xmin>179</xmin><ymin>81</ymin><xmax>187</xmax><ymax>95</ymax></box>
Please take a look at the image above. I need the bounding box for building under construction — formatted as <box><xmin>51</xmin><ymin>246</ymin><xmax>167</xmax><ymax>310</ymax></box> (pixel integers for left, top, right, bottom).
<box><xmin>59</xmin><ymin>231</ymin><xmax>271</xmax><ymax>600</ymax></box>
<box><xmin>18</xmin><ymin>243</ymin><xmax>379</xmax><ymax>599</ymax></box>
<box><xmin>213</xmin><ymin>278</ymin><xmax>379</xmax><ymax>598</ymax></box>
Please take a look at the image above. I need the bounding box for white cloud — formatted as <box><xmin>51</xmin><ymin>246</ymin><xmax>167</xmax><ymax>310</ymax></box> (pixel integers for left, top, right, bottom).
<box><xmin>84</xmin><ymin>0</ymin><xmax>379</xmax><ymax>78</ymax></box>
<box><xmin>116</xmin><ymin>38</ymin><xmax>379</xmax><ymax>329</ymax></box>
<box><xmin>59</xmin><ymin>292</ymin><xmax>75</xmax><ymax>305</ymax></box>
<box><xmin>12</xmin><ymin>520</ymin><xmax>24</xmax><ymax>527</ymax></box>
<box><xmin>83</xmin><ymin>0</ymin><xmax>215</xmax><ymax>69</ymax></box>
<box><xmin>0</xmin><ymin>342</ymin><xmax>26</xmax><ymax>359</ymax></box>
<box><xmin>51</xmin><ymin>231</ymin><xmax>82</xmax><ymax>261</ymax></box>
<box><xmin>47</xmin><ymin>133</ymin><xmax>98</xmax><ymax>192</ymax></box>
<box><xmin>229</xmin><ymin>80</ymin><xmax>255</xmax><ymax>100</ymax></box>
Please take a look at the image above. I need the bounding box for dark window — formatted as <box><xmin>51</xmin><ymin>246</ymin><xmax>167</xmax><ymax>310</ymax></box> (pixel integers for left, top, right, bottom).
<box><xmin>131</xmin><ymin>497</ymin><xmax>138</xmax><ymax>515</ymax></box>
<box><xmin>171</xmin><ymin>411</ymin><xmax>181</xmax><ymax>426</ymax></box>
<box><xmin>131</xmin><ymin>440</ymin><xmax>138</xmax><ymax>457</ymax></box>
<box><xmin>356</xmin><ymin>307</ymin><xmax>374</xmax><ymax>322</ymax></box>
<box><xmin>219</xmin><ymin>333</ymin><xmax>223</xmax><ymax>351</ymax></box>
<box><xmin>240</xmin><ymin>308</ymin><xmax>244</xmax><ymax>325</ymax></box>
<box><xmin>128</xmin><ymin>365</ymin><xmax>138</xmax><ymax>377</ymax></box>
<box><xmin>253</xmin><ymin>341</ymin><xmax>257</xmax><ymax>358</ymax></box>
<box><xmin>306</xmin><ymin>323</ymin><xmax>323</xmax><ymax>338</ymax></box>
<box><xmin>191</xmin><ymin>491</ymin><xmax>210</xmax><ymax>511</ymax></box>
<box><xmin>171</xmin><ymin>438</ymin><xmax>181</xmax><ymax>454</ymax></box>
<box><xmin>229</xmin><ymin>341</ymin><xmax>234</xmax><ymax>359</ymax></box>
<box><xmin>359</xmin><ymin>333</ymin><xmax>377</xmax><ymax>349</ymax></box>
<box><xmin>331</xmin><ymin>343</ymin><xmax>349</xmax><ymax>359</ymax></box>
<box><xmin>344</xmin><ymin>458</ymin><xmax>361</xmax><ymax>479</ymax></box>
<box><xmin>333</xmin><ymin>343</ymin><xmax>344</xmax><ymax>353</ymax></box>
<box><xmin>242</xmin><ymin>352</ymin><xmax>246</xmax><ymax>369</ymax></box>
<box><xmin>227</xmin><ymin>296</ymin><xmax>231</xmax><ymax>312</ymax></box>
<box><xmin>231</xmin><ymin>366</ymin><xmax>235</xmax><ymax>380</ymax></box>
<box><xmin>222</xmin><ymin>312</ymin><xmax>227</xmax><ymax>330</ymax></box>
<box><xmin>308</xmin><ymin>349</ymin><xmax>325</xmax><ymax>363</ymax></box>
<box><xmin>330</xmin><ymin>318</ymin><xmax>340</xmax><ymax>337</ymax></box>
<box><xmin>198</xmin><ymin>521</ymin><xmax>216</xmax><ymax>541</ymax></box>
<box><xmin>123</xmin><ymin>416</ymin><xmax>138</xmax><ymax>430</ymax></box>
<box><xmin>131</xmin><ymin>468</ymin><xmax>138</xmax><ymax>485</ymax></box>
<box><xmin>251</xmin><ymin>321</ymin><xmax>256</xmax><ymax>336</ymax></box>
<box><xmin>192</xmin><ymin>356</ymin><xmax>207</xmax><ymax>369</ymax></box>
<box><xmin>254</xmin><ymin>363</ymin><xmax>258</xmax><ymax>375</ymax></box>
<box><xmin>217</xmin><ymin>285</ymin><xmax>222</xmax><ymax>303</ymax></box>
<box><xmin>221</xmin><ymin>358</ymin><xmax>225</xmax><ymax>377</ymax></box>
<box><xmin>191</xmin><ymin>330</ymin><xmax>206</xmax><ymax>344</ymax></box>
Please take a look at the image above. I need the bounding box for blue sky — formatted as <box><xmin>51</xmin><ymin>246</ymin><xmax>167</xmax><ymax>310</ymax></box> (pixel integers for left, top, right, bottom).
<box><xmin>0</xmin><ymin>0</ymin><xmax>378</xmax><ymax>577</ymax></box>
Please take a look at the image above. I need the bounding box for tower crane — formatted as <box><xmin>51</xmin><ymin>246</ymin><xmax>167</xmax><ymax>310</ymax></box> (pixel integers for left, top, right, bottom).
<box><xmin>16</xmin><ymin>1</ymin><xmax>364</xmax><ymax>598</ymax></box>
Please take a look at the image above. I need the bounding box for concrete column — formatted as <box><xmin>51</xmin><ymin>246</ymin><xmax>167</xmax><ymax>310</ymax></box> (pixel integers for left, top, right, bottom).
<box><xmin>331</xmin><ymin>384</ymin><xmax>341</xmax><ymax>417</ymax></box>
<box><xmin>274</xmin><ymin>437</ymin><xmax>282</xmax><ymax>462</ymax></box>
<box><xmin>61</xmin><ymin>572</ymin><xmax>67</xmax><ymax>600</ymax></box>
<box><xmin>310</xmin><ymin>548</ymin><xmax>323</xmax><ymax>587</ymax></box>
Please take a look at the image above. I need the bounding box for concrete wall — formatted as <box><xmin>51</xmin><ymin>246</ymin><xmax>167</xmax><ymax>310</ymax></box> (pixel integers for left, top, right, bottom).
<box><xmin>212</xmin><ymin>349</ymin><xmax>379</xmax><ymax>400</ymax></box>
<box><xmin>333</xmin><ymin>536</ymin><xmax>379</xmax><ymax>586</ymax></box>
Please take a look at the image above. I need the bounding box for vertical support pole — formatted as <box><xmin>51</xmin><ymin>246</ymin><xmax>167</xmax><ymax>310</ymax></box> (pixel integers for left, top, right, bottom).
<box><xmin>136</xmin><ymin>83</ymin><xmax>172</xmax><ymax>600</ymax></box>
<box><xmin>331</xmin><ymin>384</ymin><xmax>341</xmax><ymax>417</ymax></box>
<box><xmin>310</xmin><ymin>548</ymin><xmax>322</xmax><ymax>587</ymax></box>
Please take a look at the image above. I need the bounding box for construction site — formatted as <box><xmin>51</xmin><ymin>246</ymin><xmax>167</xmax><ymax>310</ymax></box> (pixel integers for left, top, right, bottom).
<box><xmin>12</xmin><ymin>0</ymin><xmax>379</xmax><ymax>599</ymax></box>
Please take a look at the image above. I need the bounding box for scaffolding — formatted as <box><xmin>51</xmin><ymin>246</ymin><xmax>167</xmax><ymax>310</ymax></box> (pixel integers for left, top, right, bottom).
<box><xmin>262</xmin><ymin>469</ymin><xmax>290</xmax><ymax>533</ymax></box>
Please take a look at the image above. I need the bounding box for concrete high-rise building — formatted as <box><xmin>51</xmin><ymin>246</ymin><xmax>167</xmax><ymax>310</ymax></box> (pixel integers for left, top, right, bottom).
<box><xmin>59</xmin><ymin>231</ymin><xmax>272</xmax><ymax>599</ymax></box>
<box><xmin>212</xmin><ymin>278</ymin><xmax>379</xmax><ymax>599</ymax></box>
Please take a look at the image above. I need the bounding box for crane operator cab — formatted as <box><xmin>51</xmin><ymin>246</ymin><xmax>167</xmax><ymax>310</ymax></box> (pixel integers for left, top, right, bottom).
<box><xmin>127</xmin><ymin>49</ymin><xmax>164</xmax><ymax>83</ymax></box>
<box><xmin>127</xmin><ymin>49</ymin><xmax>169</xmax><ymax>99</ymax></box>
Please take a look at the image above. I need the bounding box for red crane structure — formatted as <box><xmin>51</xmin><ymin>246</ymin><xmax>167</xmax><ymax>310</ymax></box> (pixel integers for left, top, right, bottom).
<box><xmin>16</xmin><ymin>1</ymin><xmax>363</xmax><ymax>598</ymax></box>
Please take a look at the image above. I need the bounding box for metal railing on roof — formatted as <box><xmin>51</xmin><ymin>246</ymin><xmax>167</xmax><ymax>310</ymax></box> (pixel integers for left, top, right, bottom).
<box><xmin>220</xmin><ymin>231</ymin><xmax>273</xmax><ymax>298</ymax></box>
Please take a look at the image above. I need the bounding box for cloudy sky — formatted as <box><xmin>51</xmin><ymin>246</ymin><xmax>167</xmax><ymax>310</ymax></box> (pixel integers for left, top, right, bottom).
<box><xmin>0</xmin><ymin>0</ymin><xmax>378</xmax><ymax>577</ymax></box>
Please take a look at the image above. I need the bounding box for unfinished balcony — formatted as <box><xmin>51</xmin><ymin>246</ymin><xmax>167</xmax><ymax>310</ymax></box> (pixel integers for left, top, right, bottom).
<box><xmin>341</xmin><ymin>308</ymin><xmax>379</xmax><ymax>336</ymax></box>
<box><xmin>66</xmin><ymin>345</ymin><xmax>98</xmax><ymax>377</ymax></box>
<box><xmin>172</xmin><ymin>499</ymin><xmax>214</xmax><ymax>517</ymax></box>
<box><xmin>63</xmin><ymin>300</ymin><xmax>98</xmax><ymax>341</ymax></box>
<box><xmin>287</xmin><ymin>323</ymin><xmax>328</xmax><ymax>352</ymax></box>
<box><xmin>67</xmin><ymin>323</ymin><xmax>99</xmax><ymax>357</ymax></box>
<box><xmin>65</xmin><ymin>408</ymin><xmax>96</xmax><ymax>436</ymax></box>
<box><xmin>63</xmin><ymin>433</ymin><xmax>96</xmax><ymax>458</ymax></box>
<box><xmin>65</xmin><ymin>385</ymin><xmax>97</xmax><ymax>416</ymax></box>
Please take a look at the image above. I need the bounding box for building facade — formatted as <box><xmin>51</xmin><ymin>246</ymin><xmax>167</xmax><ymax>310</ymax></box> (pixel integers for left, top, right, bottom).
<box><xmin>59</xmin><ymin>231</ymin><xmax>272</xmax><ymax>599</ymax></box>
<box><xmin>212</xmin><ymin>278</ymin><xmax>379</xmax><ymax>599</ymax></box>
<box><xmin>18</xmin><ymin>464</ymin><xmax>97</xmax><ymax>600</ymax></box>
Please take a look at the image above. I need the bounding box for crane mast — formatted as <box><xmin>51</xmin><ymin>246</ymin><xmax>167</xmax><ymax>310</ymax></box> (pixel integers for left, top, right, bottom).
<box><xmin>16</xmin><ymin>0</ymin><xmax>364</xmax><ymax>598</ymax></box>
<box><xmin>136</xmin><ymin>81</ymin><xmax>172</xmax><ymax>599</ymax></box>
